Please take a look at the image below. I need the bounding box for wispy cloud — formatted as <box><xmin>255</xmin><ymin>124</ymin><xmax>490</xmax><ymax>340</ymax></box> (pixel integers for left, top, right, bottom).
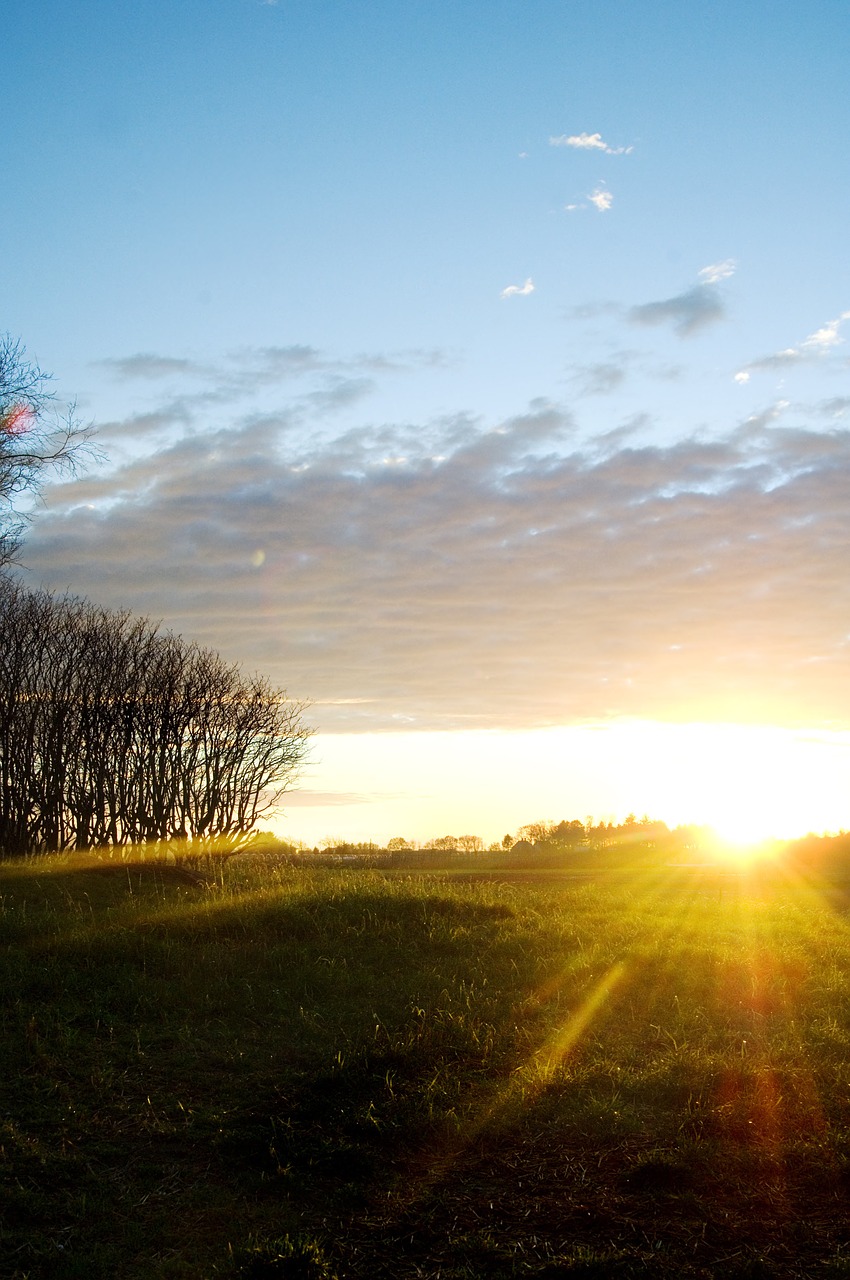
<box><xmin>302</xmin><ymin>376</ymin><xmax>375</xmax><ymax>414</ymax></box>
<box><xmin>569</xmin><ymin>360</ymin><xmax>628</xmax><ymax>397</ymax></box>
<box><xmin>500</xmin><ymin>277</ymin><xmax>535</xmax><ymax>299</ymax></box>
<box><xmin>99</xmin><ymin>345</ymin><xmax>448</xmax><ymax>388</ymax></box>
<box><xmin>98</xmin><ymin>354</ymin><xmax>208</xmax><ymax>380</ymax></box>
<box><xmin>735</xmin><ymin>310</ymin><xmax>850</xmax><ymax>381</ymax></box>
<box><xmin>629</xmin><ymin>264</ymin><xmax>734</xmax><ymax>337</ymax></box>
<box><xmin>629</xmin><ymin>286</ymin><xmax>724</xmax><ymax>337</ymax></box>
<box><xmin>817</xmin><ymin>396</ymin><xmax>850</xmax><ymax>419</ymax></box>
<box><xmin>284</xmin><ymin>791</ymin><xmax>380</xmax><ymax>807</ymax></box>
<box><xmin>549</xmin><ymin>132</ymin><xmax>633</xmax><ymax>155</ymax></box>
<box><xmin>565</xmin><ymin>350</ymin><xmax>677</xmax><ymax>398</ymax></box>
<box><xmin>90</xmin><ymin>345</ymin><xmax>451</xmax><ymax>435</ymax></box>
<box><xmin>94</xmin><ymin>405</ymin><xmax>195</xmax><ymax>442</ymax></box>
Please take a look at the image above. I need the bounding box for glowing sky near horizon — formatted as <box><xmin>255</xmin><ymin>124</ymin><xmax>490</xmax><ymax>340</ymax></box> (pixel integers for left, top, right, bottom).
<box><xmin>4</xmin><ymin>1</ymin><xmax>850</xmax><ymax>843</ymax></box>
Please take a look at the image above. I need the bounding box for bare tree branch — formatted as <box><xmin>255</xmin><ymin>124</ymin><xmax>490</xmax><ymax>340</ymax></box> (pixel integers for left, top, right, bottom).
<box><xmin>0</xmin><ymin>334</ymin><xmax>96</xmax><ymax>566</ymax></box>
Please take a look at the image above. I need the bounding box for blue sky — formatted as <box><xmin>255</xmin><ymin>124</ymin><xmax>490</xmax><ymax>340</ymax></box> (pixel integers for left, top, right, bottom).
<box><xmin>5</xmin><ymin>1</ymin><xmax>850</xmax><ymax>843</ymax></box>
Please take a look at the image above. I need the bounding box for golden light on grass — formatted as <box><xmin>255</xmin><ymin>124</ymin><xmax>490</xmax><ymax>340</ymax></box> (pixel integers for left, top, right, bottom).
<box><xmin>532</xmin><ymin>961</ymin><xmax>628</xmax><ymax>1083</ymax></box>
<box><xmin>12</xmin><ymin>842</ymin><xmax>850</xmax><ymax>1273</ymax></box>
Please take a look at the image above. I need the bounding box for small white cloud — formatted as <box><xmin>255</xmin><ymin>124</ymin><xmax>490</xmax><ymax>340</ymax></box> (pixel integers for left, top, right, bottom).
<box><xmin>564</xmin><ymin>203</ymin><xmax>580</xmax><ymax>212</ymax></box>
<box><xmin>699</xmin><ymin>260</ymin><xmax>737</xmax><ymax>285</ymax></box>
<box><xmin>518</xmin><ymin>151</ymin><xmax>528</xmax><ymax>159</ymax></box>
<box><xmin>549</xmin><ymin>132</ymin><xmax>632</xmax><ymax>155</ymax></box>
<box><xmin>500</xmin><ymin>278</ymin><xmax>535</xmax><ymax>299</ymax></box>
<box><xmin>734</xmin><ymin>371</ymin><xmax>750</xmax><ymax>384</ymax></box>
<box><xmin>801</xmin><ymin>310</ymin><xmax>850</xmax><ymax>351</ymax></box>
<box><xmin>551</xmin><ymin>132</ymin><xmax>607</xmax><ymax>150</ymax></box>
<box><xmin>588</xmin><ymin>187</ymin><xmax>613</xmax><ymax>212</ymax></box>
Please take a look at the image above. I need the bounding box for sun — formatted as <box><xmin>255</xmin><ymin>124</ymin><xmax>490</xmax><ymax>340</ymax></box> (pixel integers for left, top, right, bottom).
<box><xmin>706</xmin><ymin>829</ymin><xmax>779</xmax><ymax>867</ymax></box>
<box><xmin>699</xmin><ymin>796</ymin><xmax>786</xmax><ymax>865</ymax></box>
<box><xmin>623</xmin><ymin>721</ymin><xmax>850</xmax><ymax>847</ymax></box>
<box><xmin>672</xmin><ymin>725</ymin><xmax>814</xmax><ymax>848</ymax></box>
<box><xmin>706</xmin><ymin>805</ymin><xmax>781</xmax><ymax>850</ymax></box>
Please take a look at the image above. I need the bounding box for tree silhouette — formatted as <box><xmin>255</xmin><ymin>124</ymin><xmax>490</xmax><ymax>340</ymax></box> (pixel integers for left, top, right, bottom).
<box><xmin>0</xmin><ymin>582</ymin><xmax>311</xmax><ymax>855</ymax></box>
<box><xmin>0</xmin><ymin>335</ymin><xmax>92</xmax><ymax>567</ymax></box>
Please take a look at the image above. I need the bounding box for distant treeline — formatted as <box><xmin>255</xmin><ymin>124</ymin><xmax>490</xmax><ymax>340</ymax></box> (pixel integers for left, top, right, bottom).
<box><xmin>0</xmin><ymin>581</ymin><xmax>310</xmax><ymax>855</ymax></box>
<box><xmin>271</xmin><ymin>822</ymin><xmax>850</xmax><ymax>874</ymax></box>
<box><xmin>284</xmin><ymin>815</ymin><xmax>689</xmax><ymax>861</ymax></box>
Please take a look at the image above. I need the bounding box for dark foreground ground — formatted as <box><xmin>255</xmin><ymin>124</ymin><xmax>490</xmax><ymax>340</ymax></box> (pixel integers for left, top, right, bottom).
<box><xmin>4</xmin><ymin>853</ymin><xmax>850</xmax><ymax>1278</ymax></box>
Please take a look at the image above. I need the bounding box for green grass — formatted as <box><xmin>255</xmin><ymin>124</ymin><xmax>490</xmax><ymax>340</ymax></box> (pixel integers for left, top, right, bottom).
<box><xmin>4</xmin><ymin>852</ymin><xmax>850</xmax><ymax>1277</ymax></box>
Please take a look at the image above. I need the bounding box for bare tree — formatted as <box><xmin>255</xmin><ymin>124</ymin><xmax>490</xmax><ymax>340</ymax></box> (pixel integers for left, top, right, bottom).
<box><xmin>0</xmin><ymin>583</ymin><xmax>312</xmax><ymax>855</ymax></box>
<box><xmin>0</xmin><ymin>335</ymin><xmax>92</xmax><ymax>566</ymax></box>
<box><xmin>516</xmin><ymin>820</ymin><xmax>553</xmax><ymax>845</ymax></box>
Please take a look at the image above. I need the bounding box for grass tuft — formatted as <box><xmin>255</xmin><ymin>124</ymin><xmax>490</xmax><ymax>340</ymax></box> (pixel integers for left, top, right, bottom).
<box><xmin>230</xmin><ymin>1234</ymin><xmax>337</xmax><ymax>1279</ymax></box>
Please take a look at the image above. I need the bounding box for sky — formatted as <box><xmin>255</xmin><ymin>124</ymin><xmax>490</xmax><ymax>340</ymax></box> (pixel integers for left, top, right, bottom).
<box><xmin>4</xmin><ymin>0</ymin><xmax>850</xmax><ymax>845</ymax></box>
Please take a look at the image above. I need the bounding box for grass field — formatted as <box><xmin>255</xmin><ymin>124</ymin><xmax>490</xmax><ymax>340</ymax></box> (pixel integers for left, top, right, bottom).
<box><xmin>5</xmin><ymin>851</ymin><xmax>850</xmax><ymax>1278</ymax></box>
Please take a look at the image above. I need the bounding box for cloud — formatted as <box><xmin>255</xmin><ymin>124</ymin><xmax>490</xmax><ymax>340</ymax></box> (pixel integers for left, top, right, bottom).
<box><xmin>98</xmin><ymin>345</ymin><xmax>449</xmax><ymax>395</ymax></box>
<box><xmin>87</xmin><ymin>346</ymin><xmax>454</xmax><ymax>451</ymax></box>
<box><xmin>736</xmin><ymin>349</ymin><xmax>802</xmax><ymax>377</ymax></box>
<box><xmin>94</xmin><ymin>405</ymin><xmax>194</xmax><ymax>442</ymax></box>
<box><xmin>500</xmin><ymin>278</ymin><xmax>535</xmax><ymax>299</ymax></box>
<box><xmin>303</xmin><ymin>376</ymin><xmax>375</xmax><ymax>414</ymax></box>
<box><xmin>566</xmin><ymin>186</ymin><xmax>613</xmax><ymax>214</ymax></box>
<box><xmin>565</xmin><ymin>351</ymin><xmax>676</xmax><ymax>398</ymax></box>
<box><xmin>21</xmin><ymin>372</ymin><xmax>850</xmax><ymax>735</ymax></box>
<box><xmin>629</xmin><ymin>284</ymin><xmax>725</xmax><ymax>337</ymax></box>
<box><xmin>801</xmin><ymin>311</ymin><xmax>850</xmax><ymax>351</ymax></box>
<box><xmin>244</xmin><ymin>345</ymin><xmax>327</xmax><ymax>377</ymax></box>
<box><xmin>698</xmin><ymin>260</ymin><xmax>736</xmax><ymax>285</ymax></box>
<box><xmin>284</xmin><ymin>791</ymin><xmax>379</xmax><ymax>807</ymax></box>
<box><xmin>735</xmin><ymin>310</ymin><xmax>850</xmax><ymax>381</ymax></box>
<box><xmin>627</xmin><ymin>263</ymin><xmax>736</xmax><ymax>337</ymax></box>
<box><xmin>817</xmin><ymin>396</ymin><xmax>850</xmax><ymax>419</ymax></box>
<box><xmin>588</xmin><ymin>187</ymin><xmax>613</xmax><ymax>212</ymax></box>
<box><xmin>569</xmin><ymin>361</ymin><xmax>629</xmax><ymax>397</ymax></box>
<box><xmin>98</xmin><ymin>354</ymin><xmax>207</xmax><ymax>380</ymax></box>
<box><xmin>549</xmin><ymin>132</ymin><xmax>632</xmax><ymax>155</ymax></box>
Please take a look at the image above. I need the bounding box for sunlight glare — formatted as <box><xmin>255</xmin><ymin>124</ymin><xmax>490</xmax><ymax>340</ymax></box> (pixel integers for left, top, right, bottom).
<box><xmin>656</xmin><ymin>723</ymin><xmax>850</xmax><ymax>844</ymax></box>
<box><xmin>280</xmin><ymin>721</ymin><xmax>850</xmax><ymax>848</ymax></box>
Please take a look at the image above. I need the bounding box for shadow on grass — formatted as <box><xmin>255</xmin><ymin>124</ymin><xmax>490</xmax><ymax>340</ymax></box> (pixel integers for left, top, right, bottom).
<box><xmin>6</xmin><ymin>858</ymin><xmax>850</xmax><ymax>1277</ymax></box>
